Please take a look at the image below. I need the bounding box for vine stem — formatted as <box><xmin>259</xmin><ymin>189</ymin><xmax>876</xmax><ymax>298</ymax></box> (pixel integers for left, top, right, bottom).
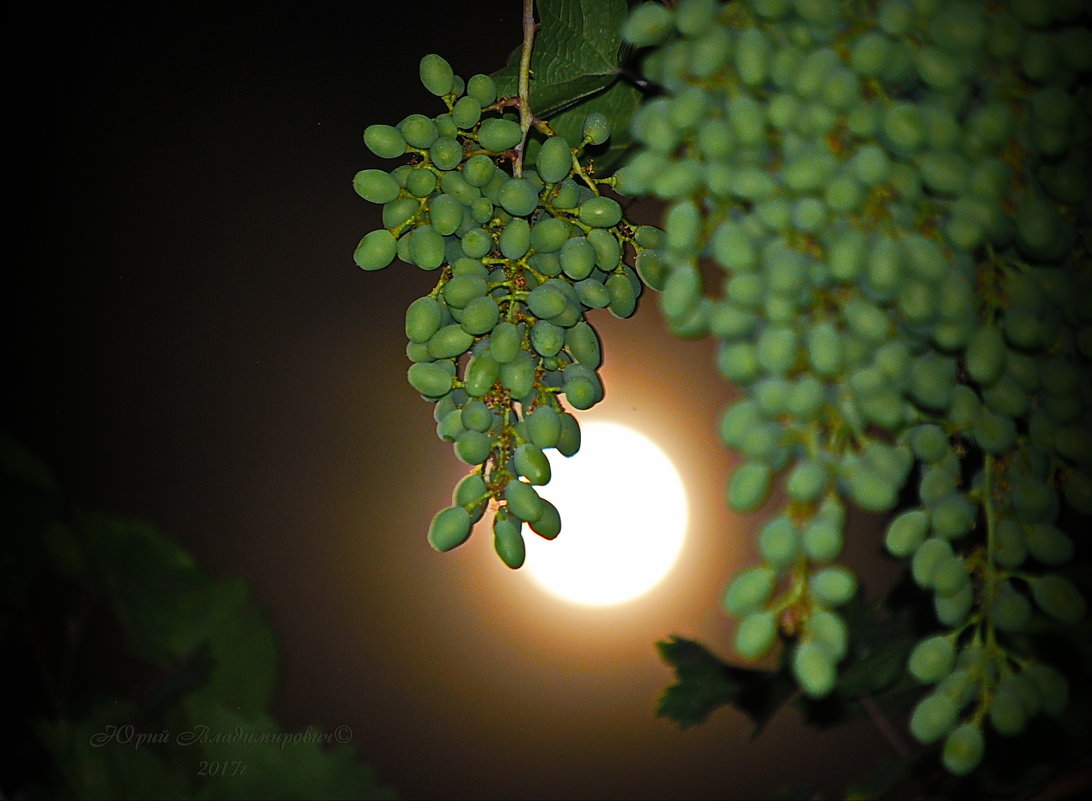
<box><xmin>514</xmin><ymin>0</ymin><xmax>537</xmax><ymax>177</ymax></box>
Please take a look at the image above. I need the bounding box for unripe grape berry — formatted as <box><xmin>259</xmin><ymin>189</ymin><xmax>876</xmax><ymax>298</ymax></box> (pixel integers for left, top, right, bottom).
<box><xmin>942</xmin><ymin>724</ymin><xmax>984</xmax><ymax>777</ymax></box>
<box><xmin>354</xmin><ymin>229</ymin><xmax>398</xmax><ymax>271</ymax></box>
<box><xmin>427</xmin><ymin>506</ymin><xmax>472</xmax><ymax>552</ymax></box>
<box><xmin>723</xmin><ymin>565</ymin><xmax>777</xmax><ymax>616</ymax></box>
<box><xmin>529</xmin><ymin>498</ymin><xmax>562</xmax><ymax>540</ymax></box>
<box><xmin>419</xmin><ymin>54</ymin><xmax>454</xmax><ymax>96</ymax></box>
<box><xmin>908</xmin><ymin>635</ymin><xmax>956</xmax><ymax>684</ymax></box>
<box><xmin>477</xmin><ymin>118</ymin><xmax>523</xmax><ymax>153</ymax></box>
<box><xmin>1032</xmin><ymin>575</ymin><xmax>1087</xmax><ymax>625</ymax></box>
<box><xmin>582</xmin><ymin>112</ymin><xmax>611</xmax><ymax>145</ymax></box>
<box><xmin>793</xmin><ymin>642</ymin><xmax>836</xmax><ymax>699</ymax></box>
<box><xmin>910</xmin><ymin>692</ymin><xmax>958</xmax><ymax>744</ymax></box>
<box><xmin>734</xmin><ymin>610</ymin><xmax>778</xmax><ymax>660</ymax></box>
<box><xmin>504</xmin><ymin>479</ymin><xmax>544</xmax><ymax>523</ymax></box>
<box><xmin>493</xmin><ymin>512</ymin><xmax>526</xmax><ymax>569</ymax></box>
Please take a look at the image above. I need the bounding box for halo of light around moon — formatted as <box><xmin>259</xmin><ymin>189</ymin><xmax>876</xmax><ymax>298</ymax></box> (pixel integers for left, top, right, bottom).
<box><xmin>522</xmin><ymin>421</ymin><xmax>690</xmax><ymax>607</ymax></box>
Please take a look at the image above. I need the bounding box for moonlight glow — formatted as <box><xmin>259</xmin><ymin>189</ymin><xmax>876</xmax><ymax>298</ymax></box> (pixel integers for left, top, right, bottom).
<box><xmin>522</xmin><ymin>421</ymin><xmax>689</xmax><ymax>607</ymax></box>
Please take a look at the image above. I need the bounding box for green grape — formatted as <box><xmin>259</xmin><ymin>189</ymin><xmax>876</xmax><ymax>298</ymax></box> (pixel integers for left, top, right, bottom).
<box><xmin>527</xmin><ymin>405</ymin><xmax>561</xmax><ymax>449</ymax></box>
<box><xmin>407</xmin><ymin>362</ymin><xmax>453</xmax><ymax>399</ymax></box>
<box><xmin>353</xmin><ymin>169</ymin><xmax>401</xmax><ymax>204</ymax></box>
<box><xmin>723</xmin><ymin>565</ymin><xmax>776</xmax><ymax>616</ymax></box>
<box><xmin>382</xmin><ymin>197</ymin><xmax>419</xmax><ymax>230</ymax></box>
<box><xmin>622</xmin><ymin>1</ymin><xmax>674</xmax><ymax>46</ymax></box>
<box><xmin>844</xmin><ymin>463</ymin><xmax>899</xmax><ymax>513</ymax></box>
<box><xmin>786</xmin><ymin>376</ymin><xmax>826</xmax><ymax>421</ymax></box>
<box><xmin>930</xmin><ymin>554</ymin><xmax>970</xmax><ymax>597</ymax></box>
<box><xmin>579</xmin><ymin>196</ymin><xmax>623</xmax><ymax>229</ymax></box>
<box><xmin>756</xmin><ymin>324</ymin><xmax>798</xmax><ymax>376</ymax></box>
<box><xmin>965</xmin><ymin>326</ymin><xmax>1007</xmax><ymax>387</ymax></box>
<box><xmin>535</xmin><ymin>135</ymin><xmax>572</xmax><ymax>184</ymax></box>
<box><xmin>937</xmin><ymin>670</ymin><xmax>976</xmax><ymax>709</ymax></box>
<box><xmin>808</xmin><ymin>610</ymin><xmax>848</xmax><ymax>662</ymax></box>
<box><xmin>912</xmin><ymin>537</ymin><xmax>954</xmax><ymax>589</ymax></box>
<box><xmin>460</xmin><ymin>401</ymin><xmax>494</xmax><ymax>433</ymax></box>
<box><xmin>530</xmin><ymin>217</ymin><xmax>571</xmax><ymax>252</ymax></box>
<box><xmin>758</xmin><ymin>516</ymin><xmax>799</xmax><ymax>569</ymax></box>
<box><xmin>810</xmin><ymin>566</ymin><xmax>857</xmax><ymax>608</ymax></box>
<box><xmin>500</xmin><ymin>352</ymin><xmax>536</xmax><ymax>399</ymax></box>
<box><xmin>527</xmin><ymin>284</ymin><xmax>567</xmax><ymax>319</ymax></box>
<box><xmin>1010</xmin><ymin>475</ymin><xmax>1058</xmax><ymax>523</ymax></box>
<box><xmin>427</xmin><ymin>505</ymin><xmax>472</xmax><ymax>552</ymax></box>
<box><xmin>581</xmin><ymin>112</ymin><xmax>611</xmax><ymax>146</ymax></box>
<box><xmin>793</xmin><ymin>641</ymin><xmax>836</xmax><ymax>699</ymax></box>
<box><xmin>930</xmin><ymin>493</ymin><xmax>976</xmax><ymax>540</ymax></box>
<box><xmin>514</xmin><ymin>442</ymin><xmax>551</xmax><ymax>487</ymax></box>
<box><xmin>426</xmin><ymin>324</ymin><xmax>473</xmax><ymax>360</ymax></box>
<box><xmin>992</xmin><ymin>581</ymin><xmax>1033</xmax><ymax>632</ymax></box>
<box><xmin>727</xmin><ymin>462</ymin><xmax>772</xmax><ymax>513</ymax></box>
<box><xmin>910</xmin><ymin>692</ymin><xmax>958</xmax><ymax>745</ymax></box>
<box><xmin>407</xmin><ymin>225</ymin><xmax>445</xmax><ymax>270</ymax></box>
<box><xmin>606</xmin><ymin>272</ymin><xmax>638</xmax><ymax>318</ymax></box>
<box><xmin>493</xmin><ymin>511</ymin><xmax>526</xmax><ymax>569</ymax></box>
<box><xmin>529</xmin><ymin>498</ymin><xmax>562</xmax><ymax>540</ymax></box>
<box><xmin>935</xmin><ymin>583</ymin><xmax>974</xmax><ymax>628</ymax></box>
<box><xmin>443</xmin><ymin>274</ymin><xmax>487</xmax><ymax>309</ymax></box>
<box><xmin>1025</xmin><ymin>524</ymin><xmax>1074</xmax><ymax>565</ymax></box>
<box><xmin>504</xmin><ymin>479</ymin><xmax>544</xmax><ymax>523</ymax></box>
<box><xmin>477</xmin><ymin>118</ymin><xmax>523</xmax><ymax>153</ymax></box>
<box><xmin>910</xmin><ymin>424</ymin><xmax>949</xmax><ymax>464</ymax></box>
<box><xmin>555</xmin><ymin>412</ymin><xmax>581</xmax><ymax>457</ymax></box>
<box><xmin>464</xmin><ymin>351</ymin><xmax>500</xmax><ymax>397</ymax></box>
<box><xmin>429</xmin><ymin>193</ymin><xmax>463</xmax><ymax>236</ymax></box>
<box><xmin>454</xmin><ymin>429</ymin><xmax>491</xmax><ymax>465</ymax></box>
<box><xmin>436</xmin><ymin>408</ymin><xmax>465</xmax><ymax>442</ymax></box>
<box><xmin>354</xmin><ymin>229</ymin><xmax>398</xmax><ymax>271</ymax></box>
<box><xmin>498</xmin><ymin>178</ymin><xmax>540</xmax><ymax>217</ymax></box>
<box><xmin>734</xmin><ymin>610</ymin><xmax>778</xmax><ymax>660</ymax></box>
<box><xmin>559</xmin><ymin>237</ymin><xmax>597</xmax><ymax>280</ymax></box>
<box><xmin>363</xmin><ymin>123</ymin><xmax>406</xmax><ymax>159</ymax></box>
<box><xmin>419</xmin><ymin>53</ymin><xmax>454</xmax><ymax>97</ymax></box>
<box><xmin>565</xmin><ymin>322</ymin><xmax>601</xmax><ymax>368</ymax></box>
<box><xmin>451</xmin><ymin>95</ymin><xmax>482</xmax><ymax>130</ymax></box>
<box><xmin>452</xmin><ymin>473</ymin><xmax>488</xmax><ymax>522</ymax></box>
<box><xmin>1032</xmin><ymin>575</ymin><xmax>1086</xmax><ymax>625</ymax></box>
<box><xmin>563</xmin><ymin>373</ymin><xmax>599</xmax><ymax>411</ymax></box>
<box><xmin>466</xmin><ymin>73</ymin><xmax>496</xmax><ymax>106</ymax></box>
<box><xmin>885</xmin><ymin>509</ymin><xmax>930</xmax><ymax>558</ymax></box>
<box><xmin>486</xmin><ymin>321</ymin><xmax>518</xmax><ymax>365</ymax></box>
<box><xmin>530</xmin><ymin>320</ymin><xmax>564</xmax><ymax>357</ymax></box>
<box><xmin>575</xmin><ymin>277</ymin><xmax>611</xmax><ymax>309</ymax></box>
<box><xmin>802</xmin><ymin>517</ymin><xmax>842</xmax><ymax>563</ymax></box>
<box><xmin>942</xmin><ymin>724</ymin><xmax>984</xmax><ymax>777</ymax></box>
<box><xmin>399</xmin><ymin>114</ymin><xmax>439</xmax><ymax>149</ymax></box>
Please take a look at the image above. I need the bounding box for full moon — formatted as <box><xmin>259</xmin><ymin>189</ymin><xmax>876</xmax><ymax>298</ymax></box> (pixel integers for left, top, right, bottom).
<box><xmin>522</xmin><ymin>421</ymin><xmax>690</xmax><ymax>607</ymax></box>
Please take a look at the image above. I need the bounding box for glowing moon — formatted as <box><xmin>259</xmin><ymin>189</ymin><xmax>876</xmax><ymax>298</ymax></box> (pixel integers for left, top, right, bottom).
<box><xmin>522</xmin><ymin>421</ymin><xmax>689</xmax><ymax>607</ymax></box>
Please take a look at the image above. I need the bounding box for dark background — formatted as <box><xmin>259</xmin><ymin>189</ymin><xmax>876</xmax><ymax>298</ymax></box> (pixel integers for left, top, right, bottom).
<box><xmin>9</xmin><ymin>3</ymin><xmax>900</xmax><ymax>798</ymax></box>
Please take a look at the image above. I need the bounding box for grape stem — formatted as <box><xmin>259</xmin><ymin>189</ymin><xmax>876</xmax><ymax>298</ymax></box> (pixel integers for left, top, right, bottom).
<box><xmin>514</xmin><ymin>0</ymin><xmax>537</xmax><ymax>178</ymax></box>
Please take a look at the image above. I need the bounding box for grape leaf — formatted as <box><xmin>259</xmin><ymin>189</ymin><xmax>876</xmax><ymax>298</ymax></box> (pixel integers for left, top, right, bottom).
<box><xmin>493</xmin><ymin>0</ymin><xmax>630</xmax><ymax>119</ymax></box>
<box><xmin>655</xmin><ymin>636</ymin><xmax>795</xmax><ymax>734</ymax></box>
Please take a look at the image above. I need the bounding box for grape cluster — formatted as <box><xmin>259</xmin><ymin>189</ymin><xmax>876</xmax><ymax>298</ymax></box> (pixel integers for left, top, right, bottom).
<box><xmin>353</xmin><ymin>54</ymin><xmax>659</xmax><ymax>568</ymax></box>
<box><xmin>621</xmin><ymin>0</ymin><xmax>1090</xmax><ymax>776</ymax></box>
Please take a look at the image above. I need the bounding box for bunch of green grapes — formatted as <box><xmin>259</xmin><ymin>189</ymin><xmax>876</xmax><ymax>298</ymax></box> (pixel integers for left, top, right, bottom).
<box><xmin>353</xmin><ymin>53</ymin><xmax>661</xmax><ymax>569</ymax></box>
<box><xmin>620</xmin><ymin>0</ymin><xmax>1090</xmax><ymax>777</ymax></box>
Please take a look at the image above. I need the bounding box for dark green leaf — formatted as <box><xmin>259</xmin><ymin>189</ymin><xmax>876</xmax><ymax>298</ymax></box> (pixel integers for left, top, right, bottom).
<box><xmin>655</xmin><ymin>636</ymin><xmax>795</xmax><ymax>734</ymax></box>
<box><xmin>494</xmin><ymin>0</ymin><xmax>629</xmax><ymax>119</ymax></box>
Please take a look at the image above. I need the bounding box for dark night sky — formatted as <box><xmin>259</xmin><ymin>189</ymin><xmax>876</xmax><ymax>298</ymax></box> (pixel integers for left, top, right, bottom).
<box><xmin>10</xmin><ymin>3</ymin><xmax>902</xmax><ymax>798</ymax></box>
